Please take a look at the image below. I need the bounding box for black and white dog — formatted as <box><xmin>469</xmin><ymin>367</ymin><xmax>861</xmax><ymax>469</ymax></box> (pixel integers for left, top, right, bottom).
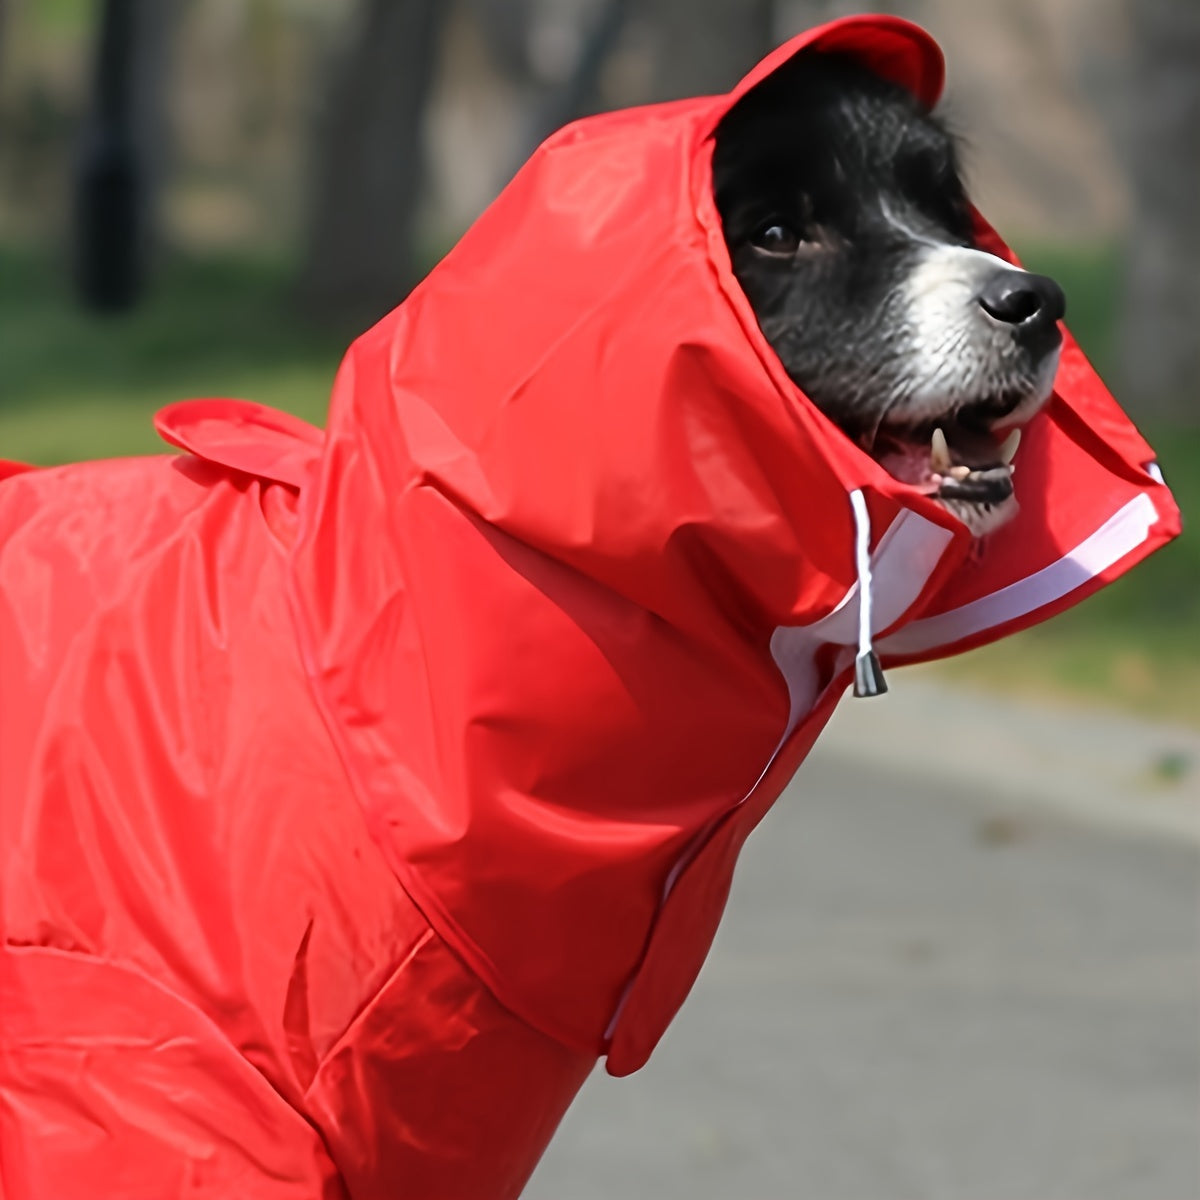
<box><xmin>714</xmin><ymin>51</ymin><xmax>1065</xmax><ymax>537</ymax></box>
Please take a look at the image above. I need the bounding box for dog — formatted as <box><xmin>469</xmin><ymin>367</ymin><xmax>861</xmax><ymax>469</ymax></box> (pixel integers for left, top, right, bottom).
<box><xmin>0</xmin><ymin>20</ymin><xmax>1173</xmax><ymax>1199</ymax></box>
<box><xmin>713</xmin><ymin>51</ymin><xmax>1066</xmax><ymax>538</ymax></box>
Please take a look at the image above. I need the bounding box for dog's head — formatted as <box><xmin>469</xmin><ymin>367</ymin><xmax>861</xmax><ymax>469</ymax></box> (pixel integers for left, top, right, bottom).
<box><xmin>713</xmin><ymin>52</ymin><xmax>1064</xmax><ymax>537</ymax></box>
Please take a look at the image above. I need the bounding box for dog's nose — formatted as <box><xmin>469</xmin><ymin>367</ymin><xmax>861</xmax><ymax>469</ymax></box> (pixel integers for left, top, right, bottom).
<box><xmin>978</xmin><ymin>270</ymin><xmax>1065</xmax><ymax>338</ymax></box>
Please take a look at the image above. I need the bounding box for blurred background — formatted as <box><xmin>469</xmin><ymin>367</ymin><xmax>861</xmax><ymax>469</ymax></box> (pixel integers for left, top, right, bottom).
<box><xmin>0</xmin><ymin>5</ymin><xmax>1195</xmax><ymax>1197</ymax></box>
<box><xmin>0</xmin><ymin>0</ymin><xmax>1195</xmax><ymax>723</ymax></box>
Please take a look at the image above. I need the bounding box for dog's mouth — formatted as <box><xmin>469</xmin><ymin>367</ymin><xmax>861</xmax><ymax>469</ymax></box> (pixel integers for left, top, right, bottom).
<box><xmin>868</xmin><ymin>415</ymin><xmax>1023</xmax><ymax>510</ymax></box>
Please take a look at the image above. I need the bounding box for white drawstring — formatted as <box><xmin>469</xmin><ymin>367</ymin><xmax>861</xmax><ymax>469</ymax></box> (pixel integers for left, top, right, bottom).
<box><xmin>849</xmin><ymin>489</ymin><xmax>887</xmax><ymax>697</ymax></box>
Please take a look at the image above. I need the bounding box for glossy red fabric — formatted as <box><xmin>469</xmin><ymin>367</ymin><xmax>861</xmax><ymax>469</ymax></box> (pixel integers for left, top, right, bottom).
<box><xmin>0</xmin><ymin>454</ymin><xmax>591</xmax><ymax>1198</ymax></box>
<box><xmin>0</xmin><ymin>14</ymin><xmax>1181</xmax><ymax>1197</ymax></box>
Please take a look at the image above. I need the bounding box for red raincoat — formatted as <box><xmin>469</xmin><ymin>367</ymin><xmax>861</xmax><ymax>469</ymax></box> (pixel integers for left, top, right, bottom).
<box><xmin>0</xmin><ymin>15</ymin><xmax>1181</xmax><ymax>1199</ymax></box>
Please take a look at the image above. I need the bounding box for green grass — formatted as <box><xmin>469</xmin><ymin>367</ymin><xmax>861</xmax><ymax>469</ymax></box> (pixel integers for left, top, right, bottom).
<box><xmin>29</xmin><ymin>0</ymin><xmax>93</xmax><ymax>36</ymax></box>
<box><xmin>0</xmin><ymin>242</ymin><xmax>1195</xmax><ymax>726</ymax></box>
<box><xmin>1020</xmin><ymin>242</ymin><xmax>1122</xmax><ymax>378</ymax></box>
<box><xmin>0</xmin><ymin>247</ymin><xmax>344</xmax><ymax>461</ymax></box>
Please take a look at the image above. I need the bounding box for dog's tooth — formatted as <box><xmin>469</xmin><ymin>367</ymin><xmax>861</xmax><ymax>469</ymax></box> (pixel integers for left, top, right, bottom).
<box><xmin>930</xmin><ymin>427</ymin><xmax>952</xmax><ymax>472</ymax></box>
<box><xmin>999</xmin><ymin>429</ymin><xmax>1021</xmax><ymax>465</ymax></box>
<box><xmin>948</xmin><ymin>465</ymin><xmax>971</xmax><ymax>480</ymax></box>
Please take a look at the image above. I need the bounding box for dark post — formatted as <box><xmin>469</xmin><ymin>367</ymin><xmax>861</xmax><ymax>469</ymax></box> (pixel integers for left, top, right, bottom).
<box><xmin>297</xmin><ymin>0</ymin><xmax>451</xmax><ymax>329</ymax></box>
<box><xmin>74</xmin><ymin>0</ymin><xmax>145</xmax><ymax>311</ymax></box>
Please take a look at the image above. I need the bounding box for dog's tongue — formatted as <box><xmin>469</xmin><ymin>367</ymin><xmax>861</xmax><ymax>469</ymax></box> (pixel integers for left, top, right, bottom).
<box><xmin>873</xmin><ymin>438</ymin><xmax>943</xmax><ymax>491</ymax></box>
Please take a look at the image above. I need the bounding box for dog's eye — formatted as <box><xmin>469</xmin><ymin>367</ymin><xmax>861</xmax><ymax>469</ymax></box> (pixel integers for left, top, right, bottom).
<box><xmin>751</xmin><ymin>223</ymin><xmax>801</xmax><ymax>256</ymax></box>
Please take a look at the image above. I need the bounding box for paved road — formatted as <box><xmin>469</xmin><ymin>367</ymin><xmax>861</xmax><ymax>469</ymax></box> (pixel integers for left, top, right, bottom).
<box><xmin>525</xmin><ymin>685</ymin><xmax>1200</xmax><ymax>1200</ymax></box>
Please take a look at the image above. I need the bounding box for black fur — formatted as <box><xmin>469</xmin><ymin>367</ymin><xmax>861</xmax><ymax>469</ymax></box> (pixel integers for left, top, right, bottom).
<box><xmin>712</xmin><ymin>51</ymin><xmax>1063</xmax><ymax>450</ymax></box>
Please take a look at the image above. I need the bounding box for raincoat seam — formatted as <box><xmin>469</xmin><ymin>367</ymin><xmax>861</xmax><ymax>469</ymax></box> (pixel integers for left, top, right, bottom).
<box><xmin>282</xmin><ymin>512</ymin><xmax>605</xmax><ymax>1060</ymax></box>
<box><xmin>300</xmin><ymin>928</ymin><xmax>438</xmax><ymax>1105</ymax></box>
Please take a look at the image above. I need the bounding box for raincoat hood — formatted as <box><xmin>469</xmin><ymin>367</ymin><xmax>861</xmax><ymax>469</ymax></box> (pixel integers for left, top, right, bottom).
<box><xmin>0</xmin><ymin>20</ymin><xmax>1181</xmax><ymax>1188</ymax></box>
<box><xmin>273</xmin><ymin>14</ymin><xmax>1178</xmax><ymax>1072</ymax></box>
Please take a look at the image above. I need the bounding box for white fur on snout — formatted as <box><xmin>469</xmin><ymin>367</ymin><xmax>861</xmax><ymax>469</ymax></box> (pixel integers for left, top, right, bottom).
<box><xmin>897</xmin><ymin>243</ymin><xmax>1054</xmax><ymax>425</ymax></box>
<box><xmin>1001</xmin><ymin>344</ymin><xmax>1062</xmax><ymax>427</ymax></box>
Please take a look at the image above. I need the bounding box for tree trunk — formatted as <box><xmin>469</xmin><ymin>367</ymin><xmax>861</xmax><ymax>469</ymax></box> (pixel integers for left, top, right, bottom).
<box><xmin>524</xmin><ymin>0</ymin><xmax>634</xmax><ymax>148</ymax></box>
<box><xmin>297</xmin><ymin>0</ymin><xmax>449</xmax><ymax>330</ymax></box>
<box><xmin>1119</xmin><ymin>0</ymin><xmax>1200</xmax><ymax>424</ymax></box>
<box><xmin>74</xmin><ymin>0</ymin><xmax>181</xmax><ymax>310</ymax></box>
<box><xmin>647</xmin><ymin>0</ymin><xmax>776</xmax><ymax>100</ymax></box>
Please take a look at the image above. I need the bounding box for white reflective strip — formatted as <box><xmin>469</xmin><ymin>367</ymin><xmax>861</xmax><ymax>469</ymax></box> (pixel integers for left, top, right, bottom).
<box><xmin>878</xmin><ymin>492</ymin><xmax>1159</xmax><ymax>658</ymax></box>
<box><xmin>849</xmin><ymin>489</ymin><xmax>874</xmax><ymax>661</ymax></box>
